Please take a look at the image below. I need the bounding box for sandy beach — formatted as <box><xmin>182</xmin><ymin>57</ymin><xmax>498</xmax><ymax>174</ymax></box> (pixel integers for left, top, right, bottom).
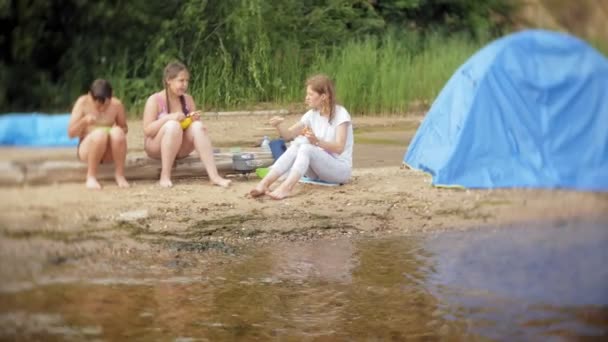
<box><xmin>1</xmin><ymin>114</ymin><xmax>607</xmax><ymax>285</ymax></box>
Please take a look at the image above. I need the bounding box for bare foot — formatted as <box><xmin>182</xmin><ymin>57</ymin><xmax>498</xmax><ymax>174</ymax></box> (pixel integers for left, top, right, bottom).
<box><xmin>159</xmin><ymin>177</ymin><xmax>173</xmax><ymax>188</ymax></box>
<box><xmin>211</xmin><ymin>176</ymin><xmax>231</xmax><ymax>188</ymax></box>
<box><xmin>86</xmin><ymin>176</ymin><xmax>102</xmax><ymax>190</ymax></box>
<box><xmin>249</xmin><ymin>184</ymin><xmax>268</xmax><ymax>198</ymax></box>
<box><xmin>267</xmin><ymin>187</ymin><xmax>290</xmax><ymax>200</ymax></box>
<box><xmin>115</xmin><ymin>175</ymin><xmax>130</xmax><ymax>188</ymax></box>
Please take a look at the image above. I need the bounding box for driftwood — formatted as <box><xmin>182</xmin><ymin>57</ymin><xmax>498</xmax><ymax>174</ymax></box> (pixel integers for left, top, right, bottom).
<box><xmin>0</xmin><ymin>161</ymin><xmax>25</xmax><ymax>185</ymax></box>
<box><xmin>0</xmin><ymin>151</ymin><xmax>274</xmax><ymax>186</ymax></box>
<box><xmin>202</xmin><ymin>109</ymin><xmax>289</xmax><ymax>118</ymax></box>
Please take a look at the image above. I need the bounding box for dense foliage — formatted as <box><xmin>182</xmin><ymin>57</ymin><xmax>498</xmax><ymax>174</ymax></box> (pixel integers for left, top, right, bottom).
<box><xmin>1</xmin><ymin>0</ymin><xmax>516</xmax><ymax>114</ymax></box>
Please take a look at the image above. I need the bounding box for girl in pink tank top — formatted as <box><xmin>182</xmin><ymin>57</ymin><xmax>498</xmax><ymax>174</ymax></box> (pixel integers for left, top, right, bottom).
<box><xmin>142</xmin><ymin>61</ymin><xmax>230</xmax><ymax>188</ymax></box>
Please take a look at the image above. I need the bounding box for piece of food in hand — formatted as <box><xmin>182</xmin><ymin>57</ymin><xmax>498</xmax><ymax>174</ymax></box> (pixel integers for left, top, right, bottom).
<box><xmin>180</xmin><ymin>116</ymin><xmax>193</xmax><ymax>130</ymax></box>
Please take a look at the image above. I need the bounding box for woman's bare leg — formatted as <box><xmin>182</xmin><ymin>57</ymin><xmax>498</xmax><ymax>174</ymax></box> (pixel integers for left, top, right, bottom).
<box><xmin>250</xmin><ymin>168</ymin><xmax>282</xmax><ymax>197</ymax></box>
<box><xmin>267</xmin><ymin>169</ymin><xmax>302</xmax><ymax>200</ymax></box>
<box><xmin>268</xmin><ymin>144</ymin><xmax>350</xmax><ymax>200</ymax></box>
<box><xmin>250</xmin><ymin>144</ymin><xmax>300</xmax><ymax>198</ymax></box>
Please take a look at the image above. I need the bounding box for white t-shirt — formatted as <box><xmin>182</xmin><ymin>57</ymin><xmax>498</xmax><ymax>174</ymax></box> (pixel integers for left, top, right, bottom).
<box><xmin>300</xmin><ymin>105</ymin><xmax>354</xmax><ymax>167</ymax></box>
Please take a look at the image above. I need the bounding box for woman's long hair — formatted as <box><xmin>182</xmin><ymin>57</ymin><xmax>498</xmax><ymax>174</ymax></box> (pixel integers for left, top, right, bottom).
<box><xmin>306</xmin><ymin>74</ymin><xmax>336</xmax><ymax>123</ymax></box>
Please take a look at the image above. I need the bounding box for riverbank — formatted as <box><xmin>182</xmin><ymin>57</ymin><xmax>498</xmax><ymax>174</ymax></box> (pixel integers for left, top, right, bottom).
<box><xmin>1</xmin><ymin>114</ymin><xmax>607</xmax><ymax>287</ymax></box>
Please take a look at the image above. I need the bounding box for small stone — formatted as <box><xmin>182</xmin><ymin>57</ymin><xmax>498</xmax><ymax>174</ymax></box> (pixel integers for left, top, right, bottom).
<box><xmin>117</xmin><ymin>209</ymin><xmax>149</xmax><ymax>222</ymax></box>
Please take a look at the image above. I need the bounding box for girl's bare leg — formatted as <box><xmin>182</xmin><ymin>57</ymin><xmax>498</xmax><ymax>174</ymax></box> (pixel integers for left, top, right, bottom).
<box><xmin>187</xmin><ymin>121</ymin><xmax>231</xmax><ymax>187</ymax></box>
<box><xmin>144</xmin><ymin>121</ymin><xmax>184</xmax><ymax>188</ymax></box>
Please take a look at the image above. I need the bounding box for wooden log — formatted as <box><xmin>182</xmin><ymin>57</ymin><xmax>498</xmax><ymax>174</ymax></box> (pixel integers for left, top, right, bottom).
<box><xmin>17</xmin><ymin>152</ymin><xmax>274</xmax><ymax>186</ymax></box>
<box><xmin>0</xmin><ymin>161</ymin><xmax>26</xmax><ymax>186</ymax></box>
<box><xmin>203</xmin><ymin>109</ymin><xmax>289</xmax><ymax>118</ymax></box>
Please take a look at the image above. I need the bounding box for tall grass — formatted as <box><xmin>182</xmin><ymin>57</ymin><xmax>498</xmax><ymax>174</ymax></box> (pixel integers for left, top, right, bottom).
<box><xmin>106</xmin><ymin>51</ymin><xmax>148</xmax><ymax>113</ymax></box>
<box><xmin>311</xmin><ymin>33</ymin><xmax>483</xmax><ymax>114</ymax></box>
<box><xmin>106</xmin><ymin>32</ymin><xmax>485</xmax><ymax>117</ymax></box>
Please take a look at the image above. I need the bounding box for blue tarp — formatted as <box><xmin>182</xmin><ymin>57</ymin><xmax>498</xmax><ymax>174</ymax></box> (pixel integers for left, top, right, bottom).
<box><xmin>0</xmin><ymin>113</ymin><xmax>78</xmax><ymax>147</ymax></box>
<box><xmin>404</xmin><ymin>30</ymin><xmax>608</xmax><ymax>191</ymax></box>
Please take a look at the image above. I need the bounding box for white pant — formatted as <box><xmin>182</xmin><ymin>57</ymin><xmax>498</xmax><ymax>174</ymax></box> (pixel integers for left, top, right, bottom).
<box><xmin>272</xmin><ymin>143</ymin><xmax>351</xmax><ymax>183</ymax></box>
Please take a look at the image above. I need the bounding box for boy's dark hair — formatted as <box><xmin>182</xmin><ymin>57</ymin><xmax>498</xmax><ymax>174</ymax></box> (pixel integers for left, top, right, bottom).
<box><xmin>89</xmin><ymin>79</ymin><xmax>113</xmax><ymax>103</ymax></box>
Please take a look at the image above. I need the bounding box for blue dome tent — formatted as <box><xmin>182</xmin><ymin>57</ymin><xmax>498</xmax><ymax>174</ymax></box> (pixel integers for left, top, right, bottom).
<box><xmin>404</xmin><ymin>30</ymin><xmax>608</xmax><ymax>191</ymax></box>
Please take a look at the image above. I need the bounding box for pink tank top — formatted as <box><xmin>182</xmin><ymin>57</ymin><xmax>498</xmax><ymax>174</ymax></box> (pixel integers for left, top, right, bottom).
<box><xmin>156</xmin><ymin>93</ymin><xmax>190</xmax><ymax>119</ymax></box>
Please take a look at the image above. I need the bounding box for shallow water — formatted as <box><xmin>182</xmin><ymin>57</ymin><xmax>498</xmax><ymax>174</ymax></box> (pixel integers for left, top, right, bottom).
<box><xmin>1</xmin><ymin>220</ymin><xmax>607</xmax><ymax>340</ymax></box>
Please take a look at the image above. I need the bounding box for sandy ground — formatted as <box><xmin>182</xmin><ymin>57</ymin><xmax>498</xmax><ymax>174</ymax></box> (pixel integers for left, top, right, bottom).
<box><xmin>0</xmin><ymin>114</ymin><xmax>607</xmax><ymax>284</ymax></box>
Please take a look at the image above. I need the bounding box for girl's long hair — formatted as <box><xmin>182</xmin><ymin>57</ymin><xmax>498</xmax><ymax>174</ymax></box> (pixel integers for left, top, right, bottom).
<box><xmin>163</xmin><ymin>61</ymin><xmax>189</xmax><ymax>114</ymax></box>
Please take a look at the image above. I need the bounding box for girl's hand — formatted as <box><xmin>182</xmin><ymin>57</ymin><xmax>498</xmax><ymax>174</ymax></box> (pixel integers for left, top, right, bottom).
<box><xmin>189</xmin><ymin>110</ymin><xmax>202</xmax><ymax>121</ymax></box>
<box><xmin>269</xmin><ymin>116</ymin><xmax>284</xmax><ymax>127</ymax></box>
<box><xmin>171</xmin><ymin>112</ymin><xmax>186</xmax><ymax>121</ymax></box>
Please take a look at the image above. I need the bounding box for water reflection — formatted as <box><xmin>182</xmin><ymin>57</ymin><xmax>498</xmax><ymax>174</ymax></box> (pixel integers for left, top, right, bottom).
<box><xmin>426</xmin><ymin>219</ymin><xmax>608</xmax><ymax>340</ymax></box>
<box><xmin>0</xmin><ymin>220</ymin><xmax>606</xmax><ymax>340</ymax></box>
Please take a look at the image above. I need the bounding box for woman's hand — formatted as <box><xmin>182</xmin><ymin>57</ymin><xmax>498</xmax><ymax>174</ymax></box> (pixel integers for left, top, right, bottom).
<box><xmin>304</xmin><ymin>129</ymin><xmax>319</xmax><ymax>145</ymax></box>
<box><xmin>269</xmin><ymin>116</ymin><xmax>284</xmax><ymax>127</ymax></box>
<box><xmin>301</xmin><ymin>125</ymin><xmax>312</xmax><ymax>136</ymax></box>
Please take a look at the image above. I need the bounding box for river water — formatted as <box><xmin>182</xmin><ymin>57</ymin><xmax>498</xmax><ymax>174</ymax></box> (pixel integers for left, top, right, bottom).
<box><xmin>1</xmin><ymin>219</ymin><xmax>606</xmax><ymax>340</ymax></box>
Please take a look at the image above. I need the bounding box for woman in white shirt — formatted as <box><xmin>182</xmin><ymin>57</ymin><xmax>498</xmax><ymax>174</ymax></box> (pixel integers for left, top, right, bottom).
<box><xmin>250</xmin><ymin>74</ymin><xmax>354</xmax><ymax>200</ymax></box>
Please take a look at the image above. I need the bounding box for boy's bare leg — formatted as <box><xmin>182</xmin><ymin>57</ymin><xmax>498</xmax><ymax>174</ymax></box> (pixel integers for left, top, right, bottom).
<box><xmin>79</xmin><ymin>130</ymin><xmax>109</xmax><ymax>190</ymax></box>
<box><xmin>109</xmin><ymin>127</ymin><xmax>129</xmax><ymax>188</ymax></box>
<box><xmin>187</xmin><ymin>121</ymin><xmax>231</xmax><ymax>187</ymax></box>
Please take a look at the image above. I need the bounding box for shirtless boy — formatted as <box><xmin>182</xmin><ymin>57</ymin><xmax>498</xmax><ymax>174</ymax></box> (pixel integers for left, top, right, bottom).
<box><xmin>67</xmin><ymin>79</ymin><xmax>130</xmax><ymax>189</ymax></box>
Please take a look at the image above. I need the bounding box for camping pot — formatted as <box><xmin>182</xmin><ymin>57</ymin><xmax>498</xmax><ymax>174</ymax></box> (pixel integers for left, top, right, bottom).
<box><xmin>232</xmin><ymin>153</ymin><xmax>260</xmax><ymax>172</ymax></box>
